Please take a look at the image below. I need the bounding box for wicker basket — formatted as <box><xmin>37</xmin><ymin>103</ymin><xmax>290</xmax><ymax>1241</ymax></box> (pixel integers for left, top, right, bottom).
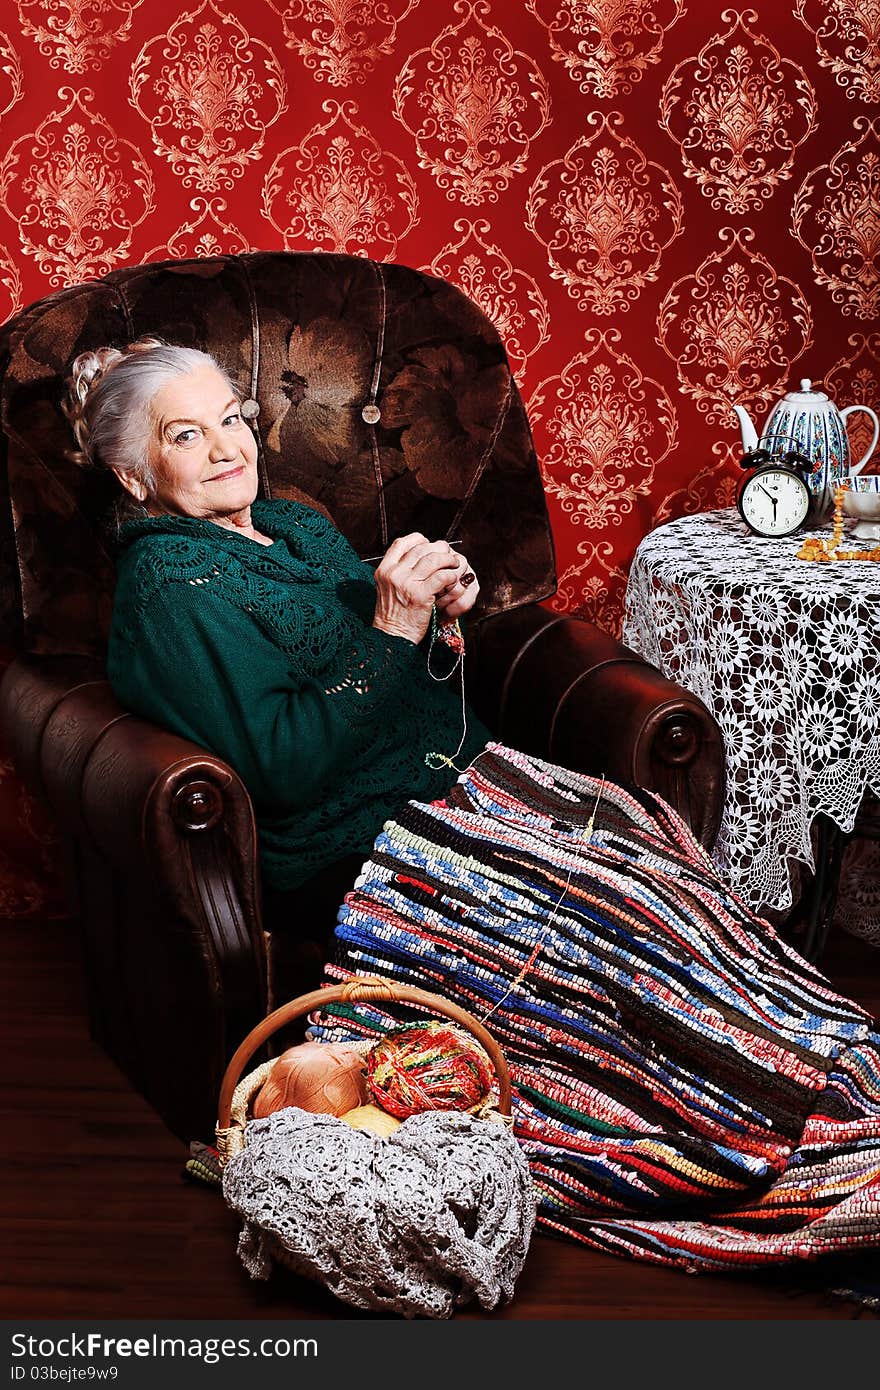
<box><xmin>215</xmin><ymin>975</ymin><xmax>513</xmax><ymax>1166</ymax></box>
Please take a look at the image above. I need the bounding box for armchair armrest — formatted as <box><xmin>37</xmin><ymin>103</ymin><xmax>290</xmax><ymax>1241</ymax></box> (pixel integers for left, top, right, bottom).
<box><xmin>0</xmin><ymin>655</ymin><xmax>267</xmax><ymax>1139</ymax></box>
<box><xmin>468</xmin><ymin>604</ymin><xmax>725</xmax><ymax>849</ymax></box>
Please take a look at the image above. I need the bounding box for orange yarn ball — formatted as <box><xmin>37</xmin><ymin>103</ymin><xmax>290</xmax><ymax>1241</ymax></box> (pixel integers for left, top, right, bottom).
<box><xmin>252</xmin><ymin>1042</ymin><xmax>368</xmax><ymax>1119</ymax></box>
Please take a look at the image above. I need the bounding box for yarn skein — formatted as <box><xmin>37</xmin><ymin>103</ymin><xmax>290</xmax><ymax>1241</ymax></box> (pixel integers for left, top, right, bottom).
<box><xmin>340</xmin><ymin>1104</ymin><xmax>401</xmax><ymax>1137</ymax></box>
<box><xmin>251</xmin><ymin>1042</ymin><xmax>368</xmax><ymax>1119</ymax></box>
<box><xmin>366</xmin><ymin>1021</ymin><xmax>494</xmax><ymax>1119</ymax></box>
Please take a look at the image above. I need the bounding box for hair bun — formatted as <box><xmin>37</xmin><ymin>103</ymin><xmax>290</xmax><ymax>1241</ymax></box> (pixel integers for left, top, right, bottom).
<box><xmin>64</xmin><ymin>348</ymin><xmax>127</xmax><ymax>464</ymax></box>
<box><xmin>68</xmin><ymin>347</ymin><xmax>123</xmax><ymax>403</ymax></box>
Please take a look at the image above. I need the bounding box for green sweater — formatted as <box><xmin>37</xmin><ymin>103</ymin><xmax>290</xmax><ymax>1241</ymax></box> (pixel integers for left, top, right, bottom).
<box><xmin>107</xmin><ymin>499</ymin><xmax>490</xmax><ymax>891</ymax></box>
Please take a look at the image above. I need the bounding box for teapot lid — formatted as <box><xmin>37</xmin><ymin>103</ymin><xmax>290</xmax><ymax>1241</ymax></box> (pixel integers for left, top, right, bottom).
<box><xmin>783</xmin><ymin>377</ymin><xmax>829</xmax><ymax>403</ymax></box>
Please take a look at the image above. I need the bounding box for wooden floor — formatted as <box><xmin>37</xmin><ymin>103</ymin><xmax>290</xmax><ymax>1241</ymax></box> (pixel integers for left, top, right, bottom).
<box><xmin>2</xmin><ymin>914</ymin><xmax>878</xmax><ymax>1321</ymax></box>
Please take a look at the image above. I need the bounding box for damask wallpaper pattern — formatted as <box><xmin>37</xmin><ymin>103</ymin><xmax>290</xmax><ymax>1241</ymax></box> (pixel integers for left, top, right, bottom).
<box><xmin>0</xmin><ymin>0</ymin><xmax>876</xmax><ymax>917</ymax></box>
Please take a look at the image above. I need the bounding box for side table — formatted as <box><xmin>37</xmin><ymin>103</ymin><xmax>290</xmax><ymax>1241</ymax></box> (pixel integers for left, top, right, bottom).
<box><xmin>623</xmin><ymin>508</ymin><xmax>880</xmax><ymax>959</ymax></box>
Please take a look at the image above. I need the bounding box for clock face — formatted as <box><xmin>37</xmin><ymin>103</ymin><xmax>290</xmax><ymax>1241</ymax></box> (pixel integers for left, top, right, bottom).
<box><xmin>738</xmin><ymin>467</ymin><xmax>811</xmax><ymax>537</ymax></box>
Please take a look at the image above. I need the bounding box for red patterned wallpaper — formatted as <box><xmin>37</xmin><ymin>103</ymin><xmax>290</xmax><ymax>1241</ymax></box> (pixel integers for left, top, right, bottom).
<box><xmin>0</xmin><ymin>0</ymin><xmax>877</xmax><ymax>917</ymax></box>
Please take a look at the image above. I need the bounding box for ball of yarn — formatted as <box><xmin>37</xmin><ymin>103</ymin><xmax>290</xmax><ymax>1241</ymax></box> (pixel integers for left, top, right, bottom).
<box><xmin>365</xmin><ymin>1021</ymin><xmax>494</xmax><ymax>1120</ymax></box>
<box><xmin>340</xmin><ymin>1104</ymin><xmax>401</xmax><ymax>1138</ymax></box>
<box><xmin>252</xmin><ymin>1042</ymin><xmax>368</xmax><ymax>1119</ymax></box>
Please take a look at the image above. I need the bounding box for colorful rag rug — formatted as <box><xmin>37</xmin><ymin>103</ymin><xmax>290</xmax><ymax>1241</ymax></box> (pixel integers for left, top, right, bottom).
<box><xmin>311</xmin><ymin>744</ymin><xmax>880</xmax><ymax>1274</ymax></box>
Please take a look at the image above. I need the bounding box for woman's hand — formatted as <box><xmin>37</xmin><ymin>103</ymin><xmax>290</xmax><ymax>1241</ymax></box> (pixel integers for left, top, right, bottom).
<box><xmin>372</xmin><ymin>533</ymin><xmax>464</xmax><ymax>644</ymax></box>
<box><xmin>435</xmin><ymin>550</ymin><xmax>480</xmax><ymax>621</ymax></box>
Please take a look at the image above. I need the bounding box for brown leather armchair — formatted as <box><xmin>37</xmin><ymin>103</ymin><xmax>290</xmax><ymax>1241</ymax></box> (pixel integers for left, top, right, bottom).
<box><xmin>0</xmin><ymin>252</ymin><xmax>724</xmax><ymax>1141</ymax></box>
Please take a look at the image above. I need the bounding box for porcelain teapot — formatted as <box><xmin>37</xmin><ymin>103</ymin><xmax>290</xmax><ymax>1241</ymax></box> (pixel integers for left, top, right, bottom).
<box><xmin>733</xmin><ymin>379</ymin><xmax>879</xmax><ymax>515</ymax></box>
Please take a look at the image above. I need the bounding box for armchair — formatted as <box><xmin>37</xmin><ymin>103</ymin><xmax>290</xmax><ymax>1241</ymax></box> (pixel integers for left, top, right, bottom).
<box><xmin>0</xmin><ymin>252</ymin><xmax>724</xmax><ymax>1140</ymax></box>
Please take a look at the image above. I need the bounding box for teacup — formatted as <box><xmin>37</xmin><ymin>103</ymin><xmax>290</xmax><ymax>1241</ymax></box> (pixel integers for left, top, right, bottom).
<box><xmin>841</xmin><ymin>474</ymin><xmax>880</xmax><ymax>539</ymax></box>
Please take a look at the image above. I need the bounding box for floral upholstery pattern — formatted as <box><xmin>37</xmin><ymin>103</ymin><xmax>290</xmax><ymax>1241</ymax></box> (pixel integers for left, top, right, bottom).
<box><xmin>0</xmin><ymin>252</ymin><xmax>555</xmax><ymax>657</ymax></box>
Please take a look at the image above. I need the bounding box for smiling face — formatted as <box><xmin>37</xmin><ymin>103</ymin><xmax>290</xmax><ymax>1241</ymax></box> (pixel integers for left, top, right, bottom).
<box><xmin>113</xmin><ymin>364</ymin><xmax>259</xmax><ymax>522</ymax></box>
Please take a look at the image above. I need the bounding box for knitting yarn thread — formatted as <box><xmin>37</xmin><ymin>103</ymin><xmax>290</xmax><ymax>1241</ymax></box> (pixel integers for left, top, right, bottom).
<box><xmin>366</xmin><ymin>1021</ymin><xmax>494</xmax><ymax>1119</ymax></box>
<box><xmin>425</xmin><ymin>608</ymin><xmax>469</xmax><ymax>772</ymax></box>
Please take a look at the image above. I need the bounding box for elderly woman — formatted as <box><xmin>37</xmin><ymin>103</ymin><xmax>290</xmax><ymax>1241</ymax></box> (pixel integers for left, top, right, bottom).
<box><xmin>66</xmin><ymin>338</ymin><xmax>491</xmax><ymax>899</ymax></box>
<box><xmin>66</xmin><ymin>339</ymin><xmax>880</xmax><ymax>1276</ymax></box>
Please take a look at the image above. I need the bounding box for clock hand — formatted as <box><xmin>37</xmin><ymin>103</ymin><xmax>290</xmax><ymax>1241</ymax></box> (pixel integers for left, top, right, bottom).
<box><xmin>756</xmin><ymin>483</ymin><xmax>780</xmax><ymax>520</ymax></box>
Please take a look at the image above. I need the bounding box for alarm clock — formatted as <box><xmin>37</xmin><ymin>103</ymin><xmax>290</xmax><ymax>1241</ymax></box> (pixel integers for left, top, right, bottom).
<box><xmin>736</xmin><ymin>447</ymin><xmax>813</xmax><ymax>538</ymax></box>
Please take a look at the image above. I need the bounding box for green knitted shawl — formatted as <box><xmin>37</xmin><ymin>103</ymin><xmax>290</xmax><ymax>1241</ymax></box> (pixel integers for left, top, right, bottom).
<box><xmin>107</xmin><ymin>499</ymin><xmax>489</xmax><ymax>892</ymax></box>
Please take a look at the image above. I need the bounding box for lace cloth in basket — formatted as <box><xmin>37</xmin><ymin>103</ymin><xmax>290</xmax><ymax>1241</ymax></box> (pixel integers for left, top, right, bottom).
<box><xmin>222</xmin><ymin>1107</ymin><xmax>536</xmax><ymax>1318</ymax></box>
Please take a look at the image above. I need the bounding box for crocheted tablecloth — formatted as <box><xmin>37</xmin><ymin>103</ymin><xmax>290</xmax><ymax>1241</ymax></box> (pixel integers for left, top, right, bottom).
<box><xmin>622</xmin><ymin>508</ymin><xmax>880</xmax><ymax>942</ymax></box>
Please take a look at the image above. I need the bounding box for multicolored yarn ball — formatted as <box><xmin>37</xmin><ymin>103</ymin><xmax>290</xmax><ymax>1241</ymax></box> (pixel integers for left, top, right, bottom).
<box><xmin>365</xmin><ymin>1021</ymin><xmax>494</xmax><ymax>1120</ymax></box>
<box><xmin>251</xmin><ymin>1042</ymin><xmax>368</xmax><ymax>1119</ymax></box>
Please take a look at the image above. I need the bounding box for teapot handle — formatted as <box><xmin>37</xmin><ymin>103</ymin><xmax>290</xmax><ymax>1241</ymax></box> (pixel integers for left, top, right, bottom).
<box><xmin>841</xmin><ymin>404</ymin><xmax>880</xmax><ymax>474</ymax></box>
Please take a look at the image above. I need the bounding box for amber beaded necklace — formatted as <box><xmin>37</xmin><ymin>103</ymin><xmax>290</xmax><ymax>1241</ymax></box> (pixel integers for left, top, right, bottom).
<box><xmin>797</xmin><ymin>484</ymin><xmax>880</xmax><ymax>563</ymax></box>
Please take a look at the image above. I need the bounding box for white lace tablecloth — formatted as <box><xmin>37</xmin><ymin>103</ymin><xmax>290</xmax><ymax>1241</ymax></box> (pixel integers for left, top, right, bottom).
<box><xmin>623</xmin><ymin>508</ymin><xmax>880</xmax><ymax>941</ymax></box>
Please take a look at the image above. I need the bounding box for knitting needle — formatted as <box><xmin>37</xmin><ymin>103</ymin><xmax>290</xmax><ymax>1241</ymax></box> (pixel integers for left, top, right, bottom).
<box><xmin>362</xmin><ymin>538</ymin><xmax>464</xmax><ymax>565</ymax></box>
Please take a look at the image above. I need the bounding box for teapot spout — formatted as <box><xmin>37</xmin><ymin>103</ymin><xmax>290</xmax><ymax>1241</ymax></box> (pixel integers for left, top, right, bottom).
<box><xmin>732</xmin><ymin>403</ymin><xmax>759</xmax><ymax>453</ymax></box>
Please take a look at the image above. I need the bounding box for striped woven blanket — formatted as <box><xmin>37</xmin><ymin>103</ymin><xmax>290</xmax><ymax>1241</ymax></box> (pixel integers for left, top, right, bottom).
<box><xmin>313</xmin><ymin>744</ymin><xmax>880</xmax><ymax>1272</ymax></box>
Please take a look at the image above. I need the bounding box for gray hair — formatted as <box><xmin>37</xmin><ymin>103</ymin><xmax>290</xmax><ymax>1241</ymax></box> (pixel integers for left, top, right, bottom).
<box><xmin>64</xmin><ymin>337</ymin><xmax>241</xmax><ymax>494</ymax></box>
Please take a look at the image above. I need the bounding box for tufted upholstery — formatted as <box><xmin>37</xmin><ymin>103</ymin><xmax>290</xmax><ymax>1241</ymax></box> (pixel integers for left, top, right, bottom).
<box><xmin>0</xmin><ymin>252</ymin><xmax>554</xmax><ymax>655</ymax></box>
<box><xmin>0</xmin><ymin>253</ymin><xmax>724</xmax><ymax>1140</ymax></box>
